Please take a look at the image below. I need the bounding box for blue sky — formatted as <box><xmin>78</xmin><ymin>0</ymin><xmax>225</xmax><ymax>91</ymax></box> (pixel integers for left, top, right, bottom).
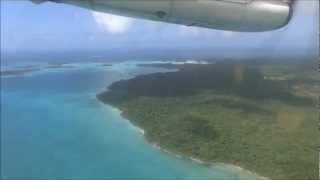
<box><xmin>1</xmin><ymin>0</ymin><xmax>318</xmax><ymax>60</ymax></box>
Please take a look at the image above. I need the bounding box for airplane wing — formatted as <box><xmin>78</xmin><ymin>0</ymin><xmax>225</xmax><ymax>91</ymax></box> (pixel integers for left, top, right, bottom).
<box><xmin>32</xmin><ymin>0</ymin><xmax>294</xmax><ymax>32</ymax></box>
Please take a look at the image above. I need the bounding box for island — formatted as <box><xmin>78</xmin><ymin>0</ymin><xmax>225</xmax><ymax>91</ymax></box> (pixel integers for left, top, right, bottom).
<box><xmin>45</xmin><ymin>62</ymin><xmax>75</xmax><ymax>69</ymax></box>
<box><xmin>97</xmin><ymin>60</ymin><xmax>318</xmax><ymax>180</ymax></box>
<box><xmin>1</xmin><ymin>67</ymin><xmax>40</xmax><ymax>77</ymax></box>
<box><xmin>101</xmin><ymin>63</ymin><xmax>113</xmax><ymax>67</ymax></box>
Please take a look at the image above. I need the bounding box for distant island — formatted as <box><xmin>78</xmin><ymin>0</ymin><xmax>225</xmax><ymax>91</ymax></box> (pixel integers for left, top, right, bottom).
<box><xmin>46</xmin><ymin>62</ymin><xmax>73</xmax><ymax>69</ymax></box>
<box><xmin>1</xmin><ymin>67</ymin><xmax>40</xmax><ymax>77</ymax></box>
<box><xmin>97</xmin><ymin>60</ymin><xmax>318</xmax><ymax>180</ymax></box>
<box><xmin>1</xmin><ymin>62</ymin><xmax>76</xmax><ymax>77</ymax></box>
<box><xmin>101</xmin><ymin>63</ymin><xmax>113</xmax><ymax>67</ymax></box>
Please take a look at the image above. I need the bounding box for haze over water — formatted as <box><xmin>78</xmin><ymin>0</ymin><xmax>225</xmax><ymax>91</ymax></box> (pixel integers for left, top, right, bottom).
<box><xmin>1</xmin><ymin>61</ymin><xmax>256</xmax><ymax>179</ymax></box>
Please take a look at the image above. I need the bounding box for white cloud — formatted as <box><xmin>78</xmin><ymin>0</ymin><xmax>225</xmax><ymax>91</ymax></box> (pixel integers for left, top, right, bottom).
<box><xmin>92</xmin><ymin>12</ymin><xmax>132</xmax><ymax>34</ymax></box>
<box><xmin>221</xmin><ymin>31</ymin><xmax>238</xmax><ymax>38</ymax></box>
<box><xmin>178</xmin><ymin>26</ymin><xmax>201</xmax><ymax>37</ymax></box>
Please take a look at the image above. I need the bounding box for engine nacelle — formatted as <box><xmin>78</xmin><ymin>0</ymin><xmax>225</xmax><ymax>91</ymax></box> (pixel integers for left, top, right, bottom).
<box><xmin>39</xmin><ymin>0</ymin><xmax>293</xmax><ymax>32</ymax></box>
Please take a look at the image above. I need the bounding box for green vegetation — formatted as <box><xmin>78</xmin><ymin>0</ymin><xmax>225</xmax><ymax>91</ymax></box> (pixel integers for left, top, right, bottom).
<box><xmin>97</xmin><ymin>61</ymin><xmax>318</xmax><ymax>180</ymax></box>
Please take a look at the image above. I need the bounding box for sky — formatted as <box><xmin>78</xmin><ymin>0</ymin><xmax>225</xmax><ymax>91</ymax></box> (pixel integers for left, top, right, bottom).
<box><xmin>1</xmin><ymin>0</ymin><xmax>319</xmax><ymax>60</ymax></box>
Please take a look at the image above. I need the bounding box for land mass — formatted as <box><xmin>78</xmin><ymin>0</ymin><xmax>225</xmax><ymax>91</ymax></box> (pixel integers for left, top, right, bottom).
<box><xmin>1</xmin><ymin>68</ymin><xmax>40</xmax><ymax>77</ymax></box>
<box><xmin>97</xmin><ymin>61</ymin><xmax>318</xmax><ymax>180</ymax></box>
<box><xmin>1</xmin><ymin>63</ymin><xmax>76</xmax><ymax>77</ymax></box>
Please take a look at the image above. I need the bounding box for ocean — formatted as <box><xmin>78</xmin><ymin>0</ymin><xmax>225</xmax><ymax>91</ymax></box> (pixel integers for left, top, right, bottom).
<box><xmin>1</xmin><ymin>61</ymin><xmax>257</xmax><ymax>179</ymax></box>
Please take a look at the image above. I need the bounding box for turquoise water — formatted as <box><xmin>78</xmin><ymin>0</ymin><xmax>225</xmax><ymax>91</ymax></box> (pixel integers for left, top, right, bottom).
<box><xmin>1</xmin><ymin>62</ymin><xmax>256</xmax><ymax>179</ymax></box>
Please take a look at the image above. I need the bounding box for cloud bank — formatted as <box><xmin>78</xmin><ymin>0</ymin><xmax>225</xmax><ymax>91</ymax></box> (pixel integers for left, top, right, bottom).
<box><xmin>92</xmin><ymin>12</ymin><xmax>133</xmax><ymax>34</ymax></box>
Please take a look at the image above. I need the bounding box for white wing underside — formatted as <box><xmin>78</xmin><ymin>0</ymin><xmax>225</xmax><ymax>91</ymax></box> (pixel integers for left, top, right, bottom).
<box><xmin>32</xmin><ymin>0</ymin><xmax>293</xmax><ymax>32</ymax></box>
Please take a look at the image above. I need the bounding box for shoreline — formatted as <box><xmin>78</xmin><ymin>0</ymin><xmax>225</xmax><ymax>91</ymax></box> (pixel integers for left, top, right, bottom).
<box><xmin>95</xmin><ymin>62</ymin><xmax>274</xmax><ymax>180</ymax></box>
<box><xmin>137</xmin><ymin>122</ymin><xmax>269</xmax><ymax>180</ymax></box>
<box><xmin>100</xmin><ymin>98</ymin><xmax>269</xmax><ymax>180</ymax></box>
<box><xmin>145</xmin><ymin>130</ymin><xmax>269</xmax><ymax>180</ymax></box>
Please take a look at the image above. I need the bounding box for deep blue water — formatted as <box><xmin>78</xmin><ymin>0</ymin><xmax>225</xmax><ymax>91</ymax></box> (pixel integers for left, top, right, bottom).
<box><xmin>1</xmin><ymin>62</ymin><xmax>256</xmax><ymax>179</ymax></box>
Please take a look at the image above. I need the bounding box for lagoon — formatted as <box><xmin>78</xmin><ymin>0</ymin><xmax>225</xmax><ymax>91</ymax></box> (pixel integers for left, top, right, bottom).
<box><xmin>1</xmin><ymin>61</ymin><xmax>255</xmax><ymax>179</ymax></box>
